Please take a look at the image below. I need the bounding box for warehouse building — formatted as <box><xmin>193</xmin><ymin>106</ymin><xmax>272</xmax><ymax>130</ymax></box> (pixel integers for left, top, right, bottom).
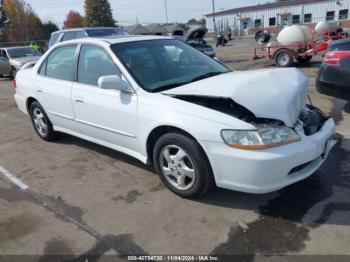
<box><xmin>205</xmin><ymin>0</ymin><xmax>350</xmax><ymax>37</ymax></box>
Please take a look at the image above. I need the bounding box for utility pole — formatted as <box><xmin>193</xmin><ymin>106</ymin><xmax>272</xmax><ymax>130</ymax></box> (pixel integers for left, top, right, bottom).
<box><xmin>136</xmin><ymin>17</ymin><xmax>139</xmax><ymax>24</ymax></box>
<box><xmin>164</xmin><ymin>0</ymin><xmax>169</xmax><ymax>24</ymax></box>
<box><xmin>212</xmin><ymin>0</ymin><xmax>216</xmax><ymax>39</ymax></box>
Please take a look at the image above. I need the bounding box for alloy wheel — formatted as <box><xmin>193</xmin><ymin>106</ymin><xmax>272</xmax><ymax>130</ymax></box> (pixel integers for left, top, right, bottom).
<box><xmin>159</xmin><ymin>145</ymin><xmax>196</xmax><ymax>191</ymax></box>
<box><xmin>32</xmin><ymin>107</ymin><xmax>48</xmax><ymax>137</ymax></box>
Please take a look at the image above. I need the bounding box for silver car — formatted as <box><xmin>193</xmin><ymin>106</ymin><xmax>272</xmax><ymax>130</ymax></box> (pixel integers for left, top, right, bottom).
<box><xmin>0</xmin><ymin>46</ymin><xmax>41</xmax><ymax>79</ymax></box>
<box><xmin>0</xmin><ymin>56</ymin><xmax>10</xmax><ymax>77</ymax></box>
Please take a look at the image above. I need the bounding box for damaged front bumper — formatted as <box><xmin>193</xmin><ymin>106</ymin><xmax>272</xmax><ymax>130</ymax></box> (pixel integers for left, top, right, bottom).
<box><xmin>201</xmin><ymin>112</ymin><xmax>336</xmax><ymax>194</ymax></box>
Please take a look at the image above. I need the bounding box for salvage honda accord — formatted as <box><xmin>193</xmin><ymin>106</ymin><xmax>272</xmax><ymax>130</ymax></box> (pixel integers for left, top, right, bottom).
<box><xmin>14</xmin><ymin>36</ymin><xmax>336</xmax><ymax>198</ymax></box>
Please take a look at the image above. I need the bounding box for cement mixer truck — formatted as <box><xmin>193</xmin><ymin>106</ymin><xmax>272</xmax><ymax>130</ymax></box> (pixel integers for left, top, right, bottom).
<box><xmin>253</xmin><ymin>22</ymin><xmax>348</xmax><ymax>67</ymax></box>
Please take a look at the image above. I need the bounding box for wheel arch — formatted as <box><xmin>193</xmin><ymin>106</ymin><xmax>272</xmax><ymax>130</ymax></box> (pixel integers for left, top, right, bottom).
<box><xmin>26</xmin><ymin>97</ymin><xmax>38</xmax><ymax>114</ymax></box>
<box><xmin>272</xmin><ymin>48</ymin><xmax>295</xmax><ymax>59</ymax></box>
<box><xmin>146</xmin><ymin>125</ymin><xmax>210</xmax><ymax>166</ymax></box>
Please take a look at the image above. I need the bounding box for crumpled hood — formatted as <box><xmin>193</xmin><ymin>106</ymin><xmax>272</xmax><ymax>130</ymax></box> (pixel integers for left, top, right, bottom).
<box><xmin>162</xmin><ymin>68</ymin><xmax>308</xmax><ymax>127</ymax></box>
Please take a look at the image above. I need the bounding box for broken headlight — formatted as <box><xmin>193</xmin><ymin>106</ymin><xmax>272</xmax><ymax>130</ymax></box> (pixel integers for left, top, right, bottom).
<box><xmin>221</xmin><ymin>126</ymin><xmax>300</xmax><ymax>149</ymax></box>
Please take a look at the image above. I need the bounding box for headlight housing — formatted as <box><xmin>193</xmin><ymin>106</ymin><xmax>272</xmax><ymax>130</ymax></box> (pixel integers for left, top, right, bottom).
<box><xmin>221</xmin><ymin>126</ymin><xmax>300</xmax><ymax>149</ymax></box>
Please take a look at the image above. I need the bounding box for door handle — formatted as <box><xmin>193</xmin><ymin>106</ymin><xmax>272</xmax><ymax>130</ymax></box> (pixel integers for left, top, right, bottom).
<box><xmin>74</xmin><ymin>97</ymin><xmax>84</xmax><ymax>103</ymax></box>
<box><xmin>36</xmin><ymin>88</ymin><xmax>43</xmax><ymax>93</ymax></box>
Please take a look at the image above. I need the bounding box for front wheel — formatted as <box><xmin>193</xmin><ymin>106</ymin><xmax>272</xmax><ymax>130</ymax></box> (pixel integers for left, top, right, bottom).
<box><xmin>30</xmin><ymin>101</ymin><xmax>59</xmax><ymax>141</ymax></box>
<box><xmin>10</xmin><ymin>67</ymin><xmax>17</xmax><ymax>80</ymax></box>
<box><xmin>153</xmin><ymin>133</ymin><xmax>214</xmax><ymax>198</ymax></box>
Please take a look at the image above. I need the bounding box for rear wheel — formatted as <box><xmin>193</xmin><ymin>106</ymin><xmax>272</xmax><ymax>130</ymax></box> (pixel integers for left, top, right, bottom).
<box><xmin>153</xmin><ymin>133</ymin><xmax>214</xmax><ymax>198</ymax></box>
<box><xmin>29</xmin><ymin>101</ymin><xmax>59</xmax><ymax>141</ymax></box>
<box><xmin>274</xmin><ymin>49</ymin><xmax>294</xmax><ymax>67</ymax></box>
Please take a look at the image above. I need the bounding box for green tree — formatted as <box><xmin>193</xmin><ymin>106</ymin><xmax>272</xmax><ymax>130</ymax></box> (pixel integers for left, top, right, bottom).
<box><xmin>42</xmin><ymin>20</ymin><xmax>59</xmax><ymax>40</ymax></box>
<box><xmin>84</xmin><ymin>0</ymin><xmax>115</xmax><ymax>27</ymax></box>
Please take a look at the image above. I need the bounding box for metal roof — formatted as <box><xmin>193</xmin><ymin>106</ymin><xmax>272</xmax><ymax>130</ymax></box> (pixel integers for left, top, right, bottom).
<box><xmin>205</xmin><ymin>0</ymin><xmax>328</xmax><ymax>17</ymax></box>
<box><xmin>124</xmin><ymin>24</ymin><xmax>150</xmax><ymax>35</ymax></box>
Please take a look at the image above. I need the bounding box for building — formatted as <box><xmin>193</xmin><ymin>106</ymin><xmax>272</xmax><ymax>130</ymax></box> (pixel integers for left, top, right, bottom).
<box><xmin>164</xmin><ymin>23</ymin><xmax>185</xmax><ymax>36</ymax></box>
<box><xmin>145</xmin><ymin>23</ymin><xmax>169</xmax><ymax>36</ymax></box>
<box><xmin>205</xmin><ymin>0</ymin><xmax>350</xmax><ymax>37</ymax></box>
<box><xmin>124</xmin><ymin>24</ymin><xmax>150</xmax><ymax>35</ymax></box>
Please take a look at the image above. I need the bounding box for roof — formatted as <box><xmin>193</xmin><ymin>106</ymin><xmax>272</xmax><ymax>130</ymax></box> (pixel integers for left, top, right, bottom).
<box><xmin>145</xmin><ymin>23</ymin><xmax>168</xmax><ymax>34</ymax></box>
<box><xmin>124</xmin><ymin>24</ymin><xmax>150</xmax><ymax>35</ymax></box>
<box><xmin>52</xmin><ymin>27</ymin><xmax>125</xmax><ymax>34</ymax></box>
<box><xmin>2</xmin><ymin>46</ymin><xmax>32</xmax><ymax>50</ymax></box>
<box><xmin>205</xmin><ymin>0</ymin><xmax>327</xmax><ymax>17</ymax></box>
<box><xmin>55</xmin><ymin>35</ymin><xmax>172</xmax><ymax>48</ymax></box>
<box><xmin>164</xmin><ymin>24</ymin><xmax>185</xmax><ymax>33</ymax></box>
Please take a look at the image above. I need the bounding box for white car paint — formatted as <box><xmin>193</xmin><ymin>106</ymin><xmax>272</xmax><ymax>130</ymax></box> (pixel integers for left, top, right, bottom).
<box><xmin>162</xmin><ymin>68</ymin><xmax>308</xmax><ymax>127</ymax></box>
<box><xmin>14</xmin><ymin>36</ymin><xmax>336</xmax><ymax>194</ymax></box>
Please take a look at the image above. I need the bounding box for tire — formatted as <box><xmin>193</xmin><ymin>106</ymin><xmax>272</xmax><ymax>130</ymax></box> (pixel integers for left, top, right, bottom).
<box><xmin>274</xmin><ymin>49</ymin><xmax>294</xmax><ymax>67</ymax></box>
<box><xmin>153</xmin><ymin>133</ymin><xmax>214</xmax><ymax>198</ymax></box>
<box><xmin>29</xmin><ymin>101</ymin><xmax>59</xmax><ymax>141</ymax></box>
<box><xmin>297</xmin><ymin>56</ymin><xmax>312</xmax><ymax>64</ymax></box>
<box><xmin>10</xmin><ymin>67</ymin><xmax>17</xmax><ymax>80</ymax></box>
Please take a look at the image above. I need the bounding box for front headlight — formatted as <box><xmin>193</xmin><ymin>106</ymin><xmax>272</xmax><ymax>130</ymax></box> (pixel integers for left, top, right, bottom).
<box><xmin>12</xmin><ymin>62</ymin><xmax>24</xmax><ymax>69</ymax></box>
<box><xmin>221</xmin><ymin>126</ymin><xmax>300</xmax><ymax>149</ymax></box>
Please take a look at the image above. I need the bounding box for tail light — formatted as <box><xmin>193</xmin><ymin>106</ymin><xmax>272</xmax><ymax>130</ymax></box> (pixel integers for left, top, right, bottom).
<box><xmin>13</xmin><ymin>79</ymin><xmax>16</xmax><ymax>89</ymax></box>
<box><xmin>324</xmin><ymin>51</ymin><xmax>350</xmax><ymax>65</ymax></box>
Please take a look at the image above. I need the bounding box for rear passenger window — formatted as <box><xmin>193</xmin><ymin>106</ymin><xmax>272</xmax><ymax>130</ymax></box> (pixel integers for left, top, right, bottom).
<box><xmin>46</xmin><ymin>45</ymin><xmax>77</xmax><ymax>81</ymax></box>
<box><xmin>329</xmin><ymin>42</ymin><xmax>350</xmax><ymax>51</ymax></box>
<box><xmin>77</xmin><ymin>45</ymin><xmax>120</xmax><ymax>86</ymax></box>
<box><xmin>62</xmin><ymin>32</ymin><xmax>76</xmax><ymax>42</ymax></box>
<box><xmin>75</xmin><ymin>31</ymin><xmax>87</xmax><ymax>39</ymax></box>
<box><xmin>49</xmin><ymin>33</ymin><xmax>60</xmax><ymax>47</ymax></box>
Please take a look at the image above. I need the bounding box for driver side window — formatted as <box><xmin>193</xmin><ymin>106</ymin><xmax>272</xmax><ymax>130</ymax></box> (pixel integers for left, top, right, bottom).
<box><xmin>77</xmin><ymin>45</ymin><xmax>121</xmax><ymax>86</ymax></box>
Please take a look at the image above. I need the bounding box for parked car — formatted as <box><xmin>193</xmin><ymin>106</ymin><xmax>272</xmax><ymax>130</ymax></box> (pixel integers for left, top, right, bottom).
<box><xmin>187</xmin><ymin>38</ymin><xmax>216</xmax><ymax>58</ymax></box>
<box><xmin>316</xmin><ymin>39</ymin><xmax>350</xmax><ymax>100</ymax></box>
<box><xmin>0</xmin><ymin>46</ymin><xmax>41</xmax><ymax>79</ymax></box>
<box><xmin>0</xmin><ymin>56</ymin><xmax>11</xmax><ymax>77</ymax></box>
<box><xmin>14</xmin><ymin>36</ymin><xmax>336</xmax><ymax>198</ymax></box>
<box><xmin>185</xmin><ymin>26</ymin><xmax>215</xmax><ymax>57</ymax></box>
<box><xmin>48</xmin><ymin>27</ymin><xmax>129</xmax><ymax>48</ymax></box>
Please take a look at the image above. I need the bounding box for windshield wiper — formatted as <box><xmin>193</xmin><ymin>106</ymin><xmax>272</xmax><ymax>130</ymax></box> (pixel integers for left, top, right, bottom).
<box><xmin>189</xmin><ymin>71</ymin><xmax>226</xmax><ymax>83</ymax></box>
<box><xmin>152</xmin><ymin>81</ymin><xmax>191</xmax><ymax>92</ymax></box>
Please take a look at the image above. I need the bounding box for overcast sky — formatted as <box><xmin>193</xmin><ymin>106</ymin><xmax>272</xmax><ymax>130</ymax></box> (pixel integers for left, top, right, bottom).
<box><xmin>25</xmin><ymin>0</ymin><xmax>267</xmax><ymax>28</ymax></box>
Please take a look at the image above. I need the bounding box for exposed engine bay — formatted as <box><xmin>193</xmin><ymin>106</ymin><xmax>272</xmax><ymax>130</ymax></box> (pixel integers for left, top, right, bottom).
<box><xmin>172</xmin><ymin>95</ymin><xmax>329</xmax><ymax>136</ymax></box>
<box><xmin>171</xmin><ymin>95</ymin><xmax>256</xmax><ymax>122</ymax></box>
<box><xmin>171</xmin><ymin>95</ymin><xmax>283</xmax><ymax>125</ymax></box>
<box><xmin>299</xmin><ymin>104</ymin><xmax>329</xmax><ymax>136</ymax></box>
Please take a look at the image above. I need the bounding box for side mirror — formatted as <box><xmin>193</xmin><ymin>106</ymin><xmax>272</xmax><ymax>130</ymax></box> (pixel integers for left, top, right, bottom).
<box><xmin>98</xmin><ymin>75</ymin><xmax>132</xmax><ymax>93</ymax></box>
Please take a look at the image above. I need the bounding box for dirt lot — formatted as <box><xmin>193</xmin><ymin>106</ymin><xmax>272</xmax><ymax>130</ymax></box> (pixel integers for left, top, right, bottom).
<box><xmin>0</xmin><ymin>38</ymin><xmax>350</xmax><ymax>261</ymax></box>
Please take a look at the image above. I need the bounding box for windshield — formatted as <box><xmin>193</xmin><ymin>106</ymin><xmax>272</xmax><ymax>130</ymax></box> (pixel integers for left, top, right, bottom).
<box><xmin>86</xmin><ymin>28</ymin><xmax>129</xmax><ymax>37</ymax></box>
<box><xmin>7</xmin><ymin>47</ymin><xmax>41</xmax><ymax>58</ymax></box>
<box><xmin>111</xmin><ymin>39</ymin><xmax>230</xmax><ymax>92</ymax></box>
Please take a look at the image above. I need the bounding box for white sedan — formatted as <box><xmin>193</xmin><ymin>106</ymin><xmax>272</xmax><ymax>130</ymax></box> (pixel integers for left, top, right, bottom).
<box><xmin>14</xmin><ymin>36</ymin><xmax>336</xmax><ymax>198</ymax></box>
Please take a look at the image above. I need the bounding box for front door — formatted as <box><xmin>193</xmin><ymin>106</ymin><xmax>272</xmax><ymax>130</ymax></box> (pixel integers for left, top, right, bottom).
<box><xmin>71</xmin><ymin>45</ymin><xmax>138</xmax><ymax>152</ymax></box>
<box><xmin>34</xmin><ymin>45</ymin><xmax>78</xmax><ymax>131</ymax></box>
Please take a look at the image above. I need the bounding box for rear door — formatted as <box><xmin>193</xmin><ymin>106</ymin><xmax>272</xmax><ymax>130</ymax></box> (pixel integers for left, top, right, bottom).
<box><xmin>0</xmin><ymin>56</ymin><xmax>10</xmax><ymax>75</ymax></box>
<box><xmin>35</xmin><ymin>45</ymin><xmax>78</xmax><ymax>131</ymax></box>
<box><xmin>71</xmin><ymin>44</ymin><xmax>138</xmax><ymax>151</ymax></box>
